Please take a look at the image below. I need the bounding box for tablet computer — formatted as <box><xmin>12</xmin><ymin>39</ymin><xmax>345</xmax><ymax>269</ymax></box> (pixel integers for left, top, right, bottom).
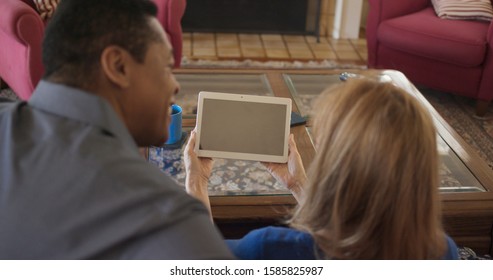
<box><xmin>195</xmin><ymin>91</ymin><xmax>292</xmax><ymax>163</ymax></box>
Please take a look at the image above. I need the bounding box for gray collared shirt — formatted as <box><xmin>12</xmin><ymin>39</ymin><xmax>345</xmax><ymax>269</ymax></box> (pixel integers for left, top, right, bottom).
<box><xmin>0</xmin><ymin>81</ymin><xmax>233</xmax><ymax>259</ymax></box>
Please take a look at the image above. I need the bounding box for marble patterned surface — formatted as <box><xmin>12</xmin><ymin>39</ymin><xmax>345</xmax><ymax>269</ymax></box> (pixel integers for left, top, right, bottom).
<box><xmin>148</xmin><ymin>141</ymin><xmax>289</xmax><ymax>196</ymax></box>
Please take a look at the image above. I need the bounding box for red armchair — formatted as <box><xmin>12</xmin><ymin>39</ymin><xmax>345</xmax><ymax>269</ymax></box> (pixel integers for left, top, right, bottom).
<box><xmin>0</xmin><ymin>0</ymin><xmax>186</xmax><ymax>101</ymax></box>
<box><xmin>367</xmin><ymin>0</ymin><xmax>493</xmax><ymax>115</ymax></box>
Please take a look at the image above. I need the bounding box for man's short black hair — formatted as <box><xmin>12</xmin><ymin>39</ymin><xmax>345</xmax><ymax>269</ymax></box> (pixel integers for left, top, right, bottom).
<box><xmin>42</xmin><ymin>0</ymin><xmax>161</xmax><ymax>86</ymax></box>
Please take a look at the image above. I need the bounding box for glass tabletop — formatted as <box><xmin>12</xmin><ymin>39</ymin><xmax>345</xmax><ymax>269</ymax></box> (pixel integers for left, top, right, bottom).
<box><xmin>147</xmin><ymin>71</ymin><xmax>487</xmax><ymax>195</ymax></box>
<box><xmin>175</xmin><ymin>73</ymin><xmax>273</xmax><ymax>117</ymax></box>
<box><xmin>284</xmin><ymin>73</ymin><xmax>486</xmax><ymax>193</ymax></box>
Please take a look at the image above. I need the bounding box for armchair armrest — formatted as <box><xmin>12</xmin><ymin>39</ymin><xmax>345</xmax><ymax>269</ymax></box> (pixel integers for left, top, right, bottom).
<box><xmin>366</xmin><ymin>0</ymin><xmax>430</xmax><ymax>67</ymax></box>
<box><xmin>166</xmin><ymin>0</ymin><xmax>186</xmax><ymax>68</ymax></box>
<box><xmin>153</xmin><ymin>0</ymin><xmax>186</xmax><ymax>68</ymax></box>
<box><xmin>167</xmin><ymin>0</ymin><xmax>186</xmax><ymax>33</ymax></box>
<box><xmin>0</xmin><ymin>0</ymin><xmax>44</xmax><ymax>45</ymax></box>
<box><xmin>0</xmin><ymin>0</ymin><xmax>44</xmax><ymax>100</ymax></box>
<box><xmin>488</xmin><ymin>17</ymin><xmax>493</xmax><ymax>43</ymax></box>
<box><xmin>477</xmin><ymin>20</ymin><xmax>493</xmax><ymax>100</ymax></box>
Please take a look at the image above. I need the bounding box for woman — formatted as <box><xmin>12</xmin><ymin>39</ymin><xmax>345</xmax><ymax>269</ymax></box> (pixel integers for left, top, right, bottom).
<box><xmin>184</xmin><ymin>78</ymin><xmax>459</xmax><ymax>259</ymax></box>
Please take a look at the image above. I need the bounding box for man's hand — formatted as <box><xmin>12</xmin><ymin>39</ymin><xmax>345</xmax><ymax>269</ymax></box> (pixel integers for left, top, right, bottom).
<box><xmin>184</xmin><ymin>129</ymin><xmax>213</xmax><ymax>185</ymax></box>
<box><xmin>262</xmin><ymin>134</ymin><xmax>307</xmax><ymax>202</ymax></box>
<box><xmin>184</xmin><ymin>129</ymin><xmax>213</xmax><ymax>217</ymax></box>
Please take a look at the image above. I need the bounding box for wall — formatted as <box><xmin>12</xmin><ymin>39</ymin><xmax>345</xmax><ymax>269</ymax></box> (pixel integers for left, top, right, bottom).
<box><xmin>320</xmin><ymin>0</ymin><xmax>368</xmax><ymax>39</ymax></box>
<box><xmin>320</xmin><ymin>0</ymin><xmax>337</xmax><ymax>37</ymax></box>
<box><xmin>361</xmin><ymin>0</ymin><xmax>369</xmax><ymax>30</ymax></box>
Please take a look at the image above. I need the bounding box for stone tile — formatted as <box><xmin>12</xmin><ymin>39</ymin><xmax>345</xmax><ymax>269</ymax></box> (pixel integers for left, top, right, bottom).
<box><xmin>182</xmin><ymin>34</ymin><xmax>192</xmax><ymax>57</ymax></box>
<box><xmin>217</xmin><ymin>48</ymin><xmax>242</xmax><ymax>58</ymax></box>
<box><xmin>216</xmin><ymin>34</ymin><xmax>239</xmax><ymax>47</ymax></box>
<box><xmin>265</xmin><ymin>48</ymin><xmax>290</xmax><ymax>59</ymax></box>
<box><xmin>240</xmin><ymin>40</ymin><xmax>263</xmax><ymax>47</ymax></box>
<box><xmin>330</xmin><ymin>41</ymin><xmax>355</xmax><ymax>52</ymax></box>
<box><xmin>283</xmin><ymin>35</ymin><xmax>306</xmax><ymax>43</ymax></box>
<box><xmin>241</xmin><ymin>47</ymin><xmax>266</xmax><ymax>58</ymax></box>
<box><xmin>216</xmin><ymin>33</ymin><xmax>238</xmax><ymax>40</ymax></box>
<box><xmin>182</xmin><ymin>45</ymin><xmax>192</xmax><ymax>57</ymax></box>
<box><xmin>193</xmin><ymin>48</ymin><xmax>216</xmax><ymax>57</ymax></box>
<box><xmin>262</xmin><ymin>40</ymin><xmax>286</xmax><ymax>48</ymax></box>
<box><xmin>351</xmin><ymin>38</ymin><xmax>367</xmax><ymax>45</ymax></box>
<box><xmin>336</xmin><ymin>51</ymin><xmax>361</xmax><ymax>60</ymax></box>
<box><xmin>286</xmin><ymin>41</ymin><xmax>311</xmax><ymax>51</ymax></box>
<box><xmin>288</xmin><ymin>50</ymin><xmax>314</xmax><ymax>60</ymax></box>
<box><xmin>355</xmin><ymin>46</ymin><xmax>368</xmax><ymax>53</ymax></box>
<box><xmin>217</xmin><ymin>44</ymin><xmax>241</xmax><ymax>53</ymax></box>
<box><xmin>358</xmin><ymin>52</ymin><xmax>368</xmax><ymax>61</ymax></box>
<box><xmin>192</xmin><ymin>33</ymin><xmax>216</xmax><ymax>45</ymax></box>
<box><xmin>306</xmin><ymin>36</ymin><xmax>330</xmax><ymax>45</ymax></box>
<box><xmin>182</xmin><ymin>32</ymin><xmax>192</xmax><ymax>40</ymax></box>
<box><xmin>309</xmin><ymin>43</ymin><xmax>333</xmax><ymax>52</ymax></box>
<box><xmin>261</xmin><ymin>34</ymin><xmax>283</xmax><ymax>41</ymax></box>
<box><xmin>193</xmin><ymin>32</ymin><xmax>215</xmax><ymax>41</ymax></box>
<box><xmin>313</xmin><ymin>50</ymin><xmax>338</xmax><ymax>60</ymax></box>
<box><xmin>186</xmin><ymin>31</ymin><xmax>368</xmax><ymax>64</ymax></box>
<box><xmin>238</xmin><ymin>34</ymin><xmax>262</xmax><ymax>41</ymax></box>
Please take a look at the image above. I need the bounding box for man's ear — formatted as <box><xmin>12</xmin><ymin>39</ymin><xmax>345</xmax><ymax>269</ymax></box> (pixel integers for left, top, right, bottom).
<box><xmin>100</xmin><ymin>46</ymin><xmax>132</xmax><ymax>88</ymax></box>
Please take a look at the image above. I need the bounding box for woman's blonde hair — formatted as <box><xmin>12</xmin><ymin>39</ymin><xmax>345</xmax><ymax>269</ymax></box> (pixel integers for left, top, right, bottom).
<box><xmin>290</xmin><ymin>78</ymin><xmax>446</xmax><ymax>259</ymax></box>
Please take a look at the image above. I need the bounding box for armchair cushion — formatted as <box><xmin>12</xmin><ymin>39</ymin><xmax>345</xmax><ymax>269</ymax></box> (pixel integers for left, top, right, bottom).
<box><xmin>378</xmin><ymin>7</ymin><xmax>490</xmax><ymax>67</ymax></box>
<box><xmin>33</xmin><ymin>0</ymin><xmax>59</xmax><ymax>20</ymax></box>
<box><xmin>431</xmin><ymin>0</ymin><xmax>493</xmax><ymax>22</ymax></box>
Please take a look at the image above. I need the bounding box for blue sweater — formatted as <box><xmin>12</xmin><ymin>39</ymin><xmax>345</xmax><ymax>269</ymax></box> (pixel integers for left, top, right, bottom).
<box><xmin>226</xmin><ymin>226</ymin><xmax>459</xmax><ymax>260</ymax></box>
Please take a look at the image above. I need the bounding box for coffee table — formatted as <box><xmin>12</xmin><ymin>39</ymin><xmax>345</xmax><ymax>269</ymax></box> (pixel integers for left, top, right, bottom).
<box><xmin>148</xmin><ymin>68</ymin><xmax>493</xmax><ymax>254</ymax></box>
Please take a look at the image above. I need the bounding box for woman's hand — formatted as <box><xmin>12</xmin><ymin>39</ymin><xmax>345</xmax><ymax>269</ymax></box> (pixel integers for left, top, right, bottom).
<box><xmin>262</xmin><ymin>134</ymin><xmax>307</xmax><ymax>202</ymax></box>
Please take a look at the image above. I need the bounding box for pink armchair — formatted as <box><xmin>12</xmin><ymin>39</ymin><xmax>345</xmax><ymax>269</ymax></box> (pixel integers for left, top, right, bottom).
<box><xmin>0</xmin><ymin>0</ymin><xmax>186</xmax><ymax>101</ymax></box>
<box><xmin>154</xmin><ymin>0</ymin><xmax>187</xmax><ymax>68</ymax></box>
<box><xmin>0</xmin><ymin>0</ymin><xmax>45</xmax><ymax>100</ymax></box>
<box><xmin>367</xmin><ymin>0</ymin><xmax>493</xmax><ymax>116</ymax></box>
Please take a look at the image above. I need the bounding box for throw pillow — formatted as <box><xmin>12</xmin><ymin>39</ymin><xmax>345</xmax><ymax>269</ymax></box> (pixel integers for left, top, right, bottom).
<box><xmin>33</xmin><ymin>0</ymin><xmax>60</xmax><ymax>21</ymax></box>
<box><xmin>431</xmin><ymin>0</ymin><xmax>493</xmax><ymax>21</ymax></box>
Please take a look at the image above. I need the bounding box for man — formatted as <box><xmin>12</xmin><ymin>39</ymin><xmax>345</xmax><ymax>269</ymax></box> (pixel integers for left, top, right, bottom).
<box><xmin>0</xmin><ymin>0</ymin><xmax>233</xmax><ymax>259</ymax></box>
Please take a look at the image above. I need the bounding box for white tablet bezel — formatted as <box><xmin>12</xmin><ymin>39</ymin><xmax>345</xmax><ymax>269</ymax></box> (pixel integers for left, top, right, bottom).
<box><xmin>195</xmin><ymin>91</ymin><xmax>292</xmax><ymax>163</ymax></box>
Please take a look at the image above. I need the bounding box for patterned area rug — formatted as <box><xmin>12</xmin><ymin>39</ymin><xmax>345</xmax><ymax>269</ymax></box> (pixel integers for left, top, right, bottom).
<box><xmin>419</xmin><ymin>87</ymin><xmax>493</xmax><ymax>170</ymax></box>
<box><xmin>0</xmin><ymin>88</ymin><xmax>19</xmax><ymax>100</ymax></box>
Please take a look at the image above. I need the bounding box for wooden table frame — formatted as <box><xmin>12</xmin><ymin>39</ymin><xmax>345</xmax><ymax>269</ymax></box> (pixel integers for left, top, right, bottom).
<box><xmin>174</xmin><ymin>68</ymin><xmax>493</xmax><ymax>254</ymax></box>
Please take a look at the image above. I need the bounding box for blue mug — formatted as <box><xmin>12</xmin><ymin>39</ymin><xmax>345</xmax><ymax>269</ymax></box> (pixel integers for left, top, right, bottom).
<box><xmin>166</xmin><ymin>104</ymin><xmax>182</xmax><ymax>145</ymax></box>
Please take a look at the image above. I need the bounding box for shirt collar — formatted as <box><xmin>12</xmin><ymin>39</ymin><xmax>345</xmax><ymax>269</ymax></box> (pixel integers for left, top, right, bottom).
<box><xmin>29</xmin><ymin>80</ymin><xmax>137</xmax><ymax>148</ymax></box>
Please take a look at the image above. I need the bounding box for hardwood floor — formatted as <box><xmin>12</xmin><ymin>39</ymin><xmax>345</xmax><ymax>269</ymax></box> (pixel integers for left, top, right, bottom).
<box><xmin>182</xmin><ymin>32</ymin><xmax>368</xmax><ymax>65</ymax></box>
